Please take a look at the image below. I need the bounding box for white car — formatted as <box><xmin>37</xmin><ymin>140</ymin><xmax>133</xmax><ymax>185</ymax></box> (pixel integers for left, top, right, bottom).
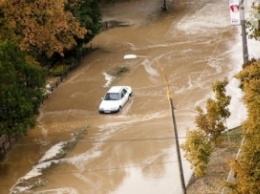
<box><xmin>99</xmin><ymin>86</ymin><xmax>132</xmax><ymax>113</ymax></box>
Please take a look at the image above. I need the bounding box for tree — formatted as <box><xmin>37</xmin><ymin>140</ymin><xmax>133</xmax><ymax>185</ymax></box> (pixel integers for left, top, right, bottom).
<box><xmin>228</xmin><ymin>60</ymin><xmax>260</xmax><ymax>193</ymax></box>
<box><xmin>181</xmin><ymin>129</ymin><xmax>214</xmax><ymax>177</ymax></box>
<box><xmin>68</xmin><ymin>0</ymin><xmax>102</xmax><ymax>47</ymax></box>
<box><xmin>0</xmin><ymin>40</ymin><xmax>45</xmax><ymax>135</ymax></box>
<box><xmin>182</xmin><ymin>79</ymin><xmax>231</xmax><ymax>177</ymax></box>
<box><xmin>162</xmin><ymin>0</ymin><xmax>167</xmax><ymax>11</ymax></box>
<box><xmin>247</xmin><ymin>3</ymin><xmax>260</xmax><ymax>40</ymax></box>
<box><xmin>61</xmin><ymin>0</ymin><xmax>102</xmax><ymax>60</ymax></box>
<box><xmin>0</xmin><ymin>0</ymin><xmax>87</xmax><ymax>58</ymax></box>
<box><xmin>195</xmin><ymin>79</ymin><xmax>231</xmax><ymax>142</ymax></box>
<box><xmin>0</xmin><ymin>1</ymin><xmax>17</xmax><ymax>42</ymax></box>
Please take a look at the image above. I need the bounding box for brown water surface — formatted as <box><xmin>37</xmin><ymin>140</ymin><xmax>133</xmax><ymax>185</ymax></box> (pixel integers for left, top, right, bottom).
<box><xmin>0</xmin><ymin>0</ymin><xmax>239</xmax><ymax>193</ymax></box>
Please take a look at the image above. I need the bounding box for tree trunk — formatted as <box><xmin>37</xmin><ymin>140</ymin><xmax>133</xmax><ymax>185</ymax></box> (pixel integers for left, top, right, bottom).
<box><xmin>162</xmin><ymin>0</ymin><xmax>167</xmax><ymax>11</ymax></box>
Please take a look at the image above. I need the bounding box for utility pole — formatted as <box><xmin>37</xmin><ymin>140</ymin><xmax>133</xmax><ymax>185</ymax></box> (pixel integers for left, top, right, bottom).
<box><xmin>169</xmin><ymin>99</ymin><xmax>187</xmax><ymax>194</ymax></box>
<box><xmin>123</xmin><ymin>54</ymin><xmax>186</xmax><ymax>194</ymax></box>
<box><xmin>240</xmin><ymin>0</ymin><xmax>249</xmax><ymax>64</ymax></box>
<box><xmin>164</xmin><ymin>74</ymin><xmax>187</xmax><ymax>194</ymax></box>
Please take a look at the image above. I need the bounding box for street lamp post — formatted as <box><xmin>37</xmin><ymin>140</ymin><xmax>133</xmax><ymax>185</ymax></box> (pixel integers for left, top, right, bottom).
<box><xmin>123</xmin><ymin>54</ymin><xmax>186</xmax><ymax>194</ymax></box>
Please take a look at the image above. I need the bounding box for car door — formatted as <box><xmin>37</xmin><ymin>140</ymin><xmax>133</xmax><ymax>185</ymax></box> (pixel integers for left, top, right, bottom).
<box><xmin>121</xmin><ymin>89</ymin><xmax>128</xmax><ymax>106</ymax></box>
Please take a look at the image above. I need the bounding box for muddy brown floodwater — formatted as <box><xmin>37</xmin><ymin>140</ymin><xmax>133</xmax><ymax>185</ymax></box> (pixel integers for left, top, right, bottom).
<box><xmin>0</xmin><ymin>0</ymin><xmax>242</xmax><ymax>193</ymax></box>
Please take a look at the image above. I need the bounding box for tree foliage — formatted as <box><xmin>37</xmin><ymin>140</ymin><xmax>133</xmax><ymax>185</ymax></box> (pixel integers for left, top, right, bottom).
<box><xmin>247</xmin><ymin>4</ymin><xmax>260</xmax><ymax>40</ymax></box>
<box><xmin>0</xmin><ymin>0</ymin><xmax>87</xmax><ymax>58</ymax></box>
<box><xmin>195</xmin><ymin>79</ymin><xmax>231</xmax><ymax>142</ymax></box>
<box><xmin>0</xmin><ymin>41</ymin><xmax>45</xmax><ymax>135</ymax></box>
<box><xmin>181</xmin><ymin>129</ymin><xmax>214</xmax><ymax>177</ymax></box>
<box><xmin>182</xmin><ymin>79</ymin><xmax>231</xmax><ymax>177</ymax></box>
<box><xmin>68</xmin><ymin>0</ymin><xmax>102</xmax><ymax>47</ymax></box>
<box><xmin>228</xmin><ymin>60</ymin><xmax>260</xmax><ymax>193</ymax></box>
<box><xmin>60</xmin><ymin>0</ymin><xmax>102</xmax><ymax>61</ymax></box>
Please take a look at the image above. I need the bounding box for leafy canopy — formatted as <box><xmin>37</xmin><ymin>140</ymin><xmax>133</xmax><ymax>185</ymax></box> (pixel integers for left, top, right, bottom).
<box><xmin>0</xmin><ymin>0</ymin><xmax>87</xmax><ymax>58</ymax></box>
<box><xmin>182</xmin><ymin>79</ymin><xmax>231</xmax><ymax>177</ymax></box>
<box><xmin>195</xmin><ymin>79</ymin><xmax>231</xmax><ymax>141</ymax></box>
<box><xmin>228</xmin><ymin>60</ymin><xmax>260</xmax><ymax>193</ymax></box>
<box><xmin>0</xmin><ymin>40</ymin><xmax>45</xmax><ymax>135</ymax></box>
<box><xmin>181</xmin><ymin>129</ymin><xmax>214</xmax><ymax>177</ymax></box>
<box><xmin>247</xmin><ymin>4</ymin><xmax>260</xmax><ymax>40</ymax></box>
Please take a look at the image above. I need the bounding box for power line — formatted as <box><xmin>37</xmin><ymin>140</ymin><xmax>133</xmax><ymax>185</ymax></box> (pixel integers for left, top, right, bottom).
<box><xmin>14</xmin><ymin>134</ymin><xmax>242</xmax><ymax>146</ymax></box>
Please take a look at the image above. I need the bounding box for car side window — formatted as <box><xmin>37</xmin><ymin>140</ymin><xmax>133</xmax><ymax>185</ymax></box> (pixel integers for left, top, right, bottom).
<box><xmin>121</xmin><ymin>91</ymin><xmax>125</xmax><ymax>98</ymax></box>
<box><xmin>105</xmin><ymin>93</ymin><xmax>111</xmax><ymax>100</ymax></box>
<box><xmin>123</xmin><ymin>89</ymin><xmax>127</xmax><ymax>95</ymax></box>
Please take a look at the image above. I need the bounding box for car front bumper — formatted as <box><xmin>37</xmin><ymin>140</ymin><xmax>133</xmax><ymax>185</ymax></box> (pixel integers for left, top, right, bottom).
<box><xmin>99</xmin><ymin>109</ymin><xmax>119</xmax><ymax>114</ymax></box>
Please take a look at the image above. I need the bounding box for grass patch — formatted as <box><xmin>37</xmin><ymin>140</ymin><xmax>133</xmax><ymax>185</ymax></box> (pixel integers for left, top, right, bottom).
<box><xmin>116</xmin><ymin>67</ymin><xmax>129</xmax><ymax>75</ymax></box>
<box><xmin>111</xmin><ymin>66</ymin><xmax>129</xmax><ymax>77</ymax></box>
<box><xmin>217</xmin><ymin>126</ymin><xmax>242</xmax><ymax>148</ymax></box>
<box><xmin>187</xmin><ymin>126</ymin><xmax>243</xmax><ymax>193</ymax></box>
<box><xmin>49</xmin><ymin>65</ymin><xmax>69</xmax><ymax>76</ymax></box>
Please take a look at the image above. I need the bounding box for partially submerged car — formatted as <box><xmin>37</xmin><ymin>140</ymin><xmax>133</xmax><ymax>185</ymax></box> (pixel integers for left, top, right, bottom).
<box><xmin>99</xmin><ymin>86</ymin><xmax>132</xmax><ymax>113</ymax></box>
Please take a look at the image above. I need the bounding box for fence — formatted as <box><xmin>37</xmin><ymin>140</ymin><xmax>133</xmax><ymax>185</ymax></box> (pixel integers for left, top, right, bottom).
<box><xmin>43</xmin><ymin>61</ymin><xmax>79</xmax><ymax>101</ymax></box>
<box><xmin>0</xmin><ymin>135</ymin><xmax>17</xmax><ymax>160</ymax></box>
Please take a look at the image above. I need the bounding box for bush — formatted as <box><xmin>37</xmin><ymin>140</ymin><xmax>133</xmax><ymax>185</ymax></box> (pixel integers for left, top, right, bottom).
<box><xmin>50</xmin><ymin>65</ymin><xmax>68</xmax><ymax>77</ymax></box>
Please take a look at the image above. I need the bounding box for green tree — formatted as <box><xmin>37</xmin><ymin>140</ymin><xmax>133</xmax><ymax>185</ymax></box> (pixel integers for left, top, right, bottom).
<box><xmin>0</xmin><ymin>41</ymin><xmax>45</xmax><ymax>135</ymax></box>
<box><xmin>59</xmin><ymin>0</ymin><xmax>102</xmax><ymax>62</ymax></box>
<box><xmin>228</xmin><ymin>60</ymin><xmax>260</xmax><ymax>193</ymax></box>
<box><xmin>68</xmin><ymin>0</ymin><xmax>102</xmax><ymax>47</ymax></box>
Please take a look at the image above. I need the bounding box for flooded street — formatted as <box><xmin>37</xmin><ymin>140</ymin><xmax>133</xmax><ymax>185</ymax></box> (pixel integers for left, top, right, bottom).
<box><xmin>0</xmin><ymin>0</ymin><xmax>246</xmax><ymax>193</ymax></box>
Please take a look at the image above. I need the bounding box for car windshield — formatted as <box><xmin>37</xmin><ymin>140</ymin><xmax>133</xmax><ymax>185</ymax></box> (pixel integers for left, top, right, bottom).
<box><xmin>105</xmin><ymin>93</ymin><xmax>120</xmax><ymax>100</ymax></box>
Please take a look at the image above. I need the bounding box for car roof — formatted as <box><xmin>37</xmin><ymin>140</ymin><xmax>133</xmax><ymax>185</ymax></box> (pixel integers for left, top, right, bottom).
<box><xmin>107</xmin><ymin>86</ymin><xmax>126</xmax><ymax>93</ymax></box>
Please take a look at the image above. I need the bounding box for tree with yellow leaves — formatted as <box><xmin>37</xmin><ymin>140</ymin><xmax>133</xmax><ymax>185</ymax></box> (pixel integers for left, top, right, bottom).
<box><xmin>182</xmin><ymin>79</ymin><xmax>231</xmax><ymax>177</ymax></box>
<box><xmin>0</xmin><ymin>0</ymin><xmax>87</xmax><ymax>58</ymax></box>
<box><xmin>228</xmin><ymin>60</ymin><xmax>260</xmax><ymax>193</ymax></box>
